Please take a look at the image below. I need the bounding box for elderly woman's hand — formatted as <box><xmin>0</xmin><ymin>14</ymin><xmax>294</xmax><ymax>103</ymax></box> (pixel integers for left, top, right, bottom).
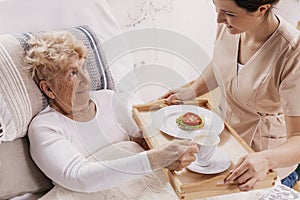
<box><xmin>166</xmin><ymin>149</ymin><xmax>198</xmax><ymax>171</ymax></box>
<box><xmin>224</xmin><ymin>152</ymin><xmax>270</xmax><ymax>191</ymax></box>
<box><xmin>147</xmin><ymin>140</ymin><xmax>199</xmax><ymax>171</ymax></box>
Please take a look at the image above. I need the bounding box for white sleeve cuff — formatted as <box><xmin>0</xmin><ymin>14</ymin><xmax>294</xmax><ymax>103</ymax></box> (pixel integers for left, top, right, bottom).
<box><xmin>139</xmin><ymin>151</ymin><xmax>153</xmax><ymax>173</ymax></box>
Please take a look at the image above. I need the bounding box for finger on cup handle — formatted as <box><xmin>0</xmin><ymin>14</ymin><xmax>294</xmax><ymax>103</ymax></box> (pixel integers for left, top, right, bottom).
<box><xmin>179</xmin><ymin>143</ymin><xmax>199</xmax><ymax>156</ymax></box>
<box><xmin>188</xmin><ymin>143</ymin><xmax>199</xmax><ymax>154</ymax></box>
<box><xmin>189</xmin><ymin>144</ymin><xmax>199</xmax><ymax>154</ymax></box>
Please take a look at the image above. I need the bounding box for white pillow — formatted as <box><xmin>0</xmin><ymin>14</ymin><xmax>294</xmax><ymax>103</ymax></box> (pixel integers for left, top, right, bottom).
<box><xmin>0</xmin><ymin>92</ymin><xmax>19</xmax><ymax>141</ymax></box>
<box><xmin>0</xmin><ymin>35</ymin><xmax>45</xmax><ymax>142</ymax></box>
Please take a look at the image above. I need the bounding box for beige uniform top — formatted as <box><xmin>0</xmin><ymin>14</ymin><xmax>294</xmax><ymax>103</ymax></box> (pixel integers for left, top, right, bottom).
<box><xmin>210</xmin><ymin>16</ymin><xmax>300</xmax><ymax>178</ymax></box>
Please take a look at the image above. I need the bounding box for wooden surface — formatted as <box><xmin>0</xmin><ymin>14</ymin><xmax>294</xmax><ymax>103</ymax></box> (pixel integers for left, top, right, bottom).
<box><xmin>132</xmin><ymin>99</ymin><xmax>277</xmax><ymax>199</ymax></box>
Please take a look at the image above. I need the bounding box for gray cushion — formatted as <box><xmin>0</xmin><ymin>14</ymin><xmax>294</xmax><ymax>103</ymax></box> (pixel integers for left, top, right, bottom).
<box><xmin>0</xmin><ymin>137</ymin><xmax>53</xmax><ymax>199</ymax></box>
<box><xmin>16</xmin><ymin>25</ymin><xmax>115</xmax><ymax>92</ymax></box>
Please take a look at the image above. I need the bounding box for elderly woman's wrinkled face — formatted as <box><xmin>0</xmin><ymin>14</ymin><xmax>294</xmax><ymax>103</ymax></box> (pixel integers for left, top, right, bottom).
<box><xmin>48</xmin><ymin>58</ymin><xmax>91</xmax><ymax>113</ymax></box>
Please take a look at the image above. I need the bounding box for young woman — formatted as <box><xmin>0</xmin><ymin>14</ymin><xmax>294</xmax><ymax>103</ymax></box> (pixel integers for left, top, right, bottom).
<box><xmin>162</xmin><ymin>0</ymin><xmax>300</xmax><ymax>191</ymax></box>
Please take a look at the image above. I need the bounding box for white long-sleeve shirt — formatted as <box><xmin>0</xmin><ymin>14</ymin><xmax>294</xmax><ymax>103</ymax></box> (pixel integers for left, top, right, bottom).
<box><xmin>28</xmin><ymin>90</ymin><xmax>152</xmax><ymax>193</ymax></box>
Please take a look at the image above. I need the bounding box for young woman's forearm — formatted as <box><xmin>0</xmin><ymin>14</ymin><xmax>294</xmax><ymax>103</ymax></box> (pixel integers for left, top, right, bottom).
<box><xmin>263</xmin><ymin>135</ymin><xmax>300</xmax><ymax>170</ymax></box>
<box><xmin>192</xmin><ymin>62</ymin><xmax>218</xmax><ymax>97</ymax></box>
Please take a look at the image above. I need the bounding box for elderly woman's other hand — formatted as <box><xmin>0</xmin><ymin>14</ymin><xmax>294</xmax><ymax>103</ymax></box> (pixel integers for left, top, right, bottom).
<box><xmin>147</xmin><ymin>140</ymin><xmax>199</xmax><ymax>171</ymax></box>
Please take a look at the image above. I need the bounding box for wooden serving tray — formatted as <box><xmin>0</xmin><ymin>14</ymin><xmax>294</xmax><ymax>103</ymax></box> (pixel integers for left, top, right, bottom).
<box><xmin>132</xmin><ymin>99</ymin><xmax>277</xmax><ymax>200</ymax></box>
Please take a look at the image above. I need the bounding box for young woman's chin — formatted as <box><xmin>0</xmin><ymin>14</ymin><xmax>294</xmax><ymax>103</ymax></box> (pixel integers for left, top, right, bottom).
<box><xmin>226</xmin><ymin>27</ymin><xmax>242</xmax><ymax>35</ymax></box>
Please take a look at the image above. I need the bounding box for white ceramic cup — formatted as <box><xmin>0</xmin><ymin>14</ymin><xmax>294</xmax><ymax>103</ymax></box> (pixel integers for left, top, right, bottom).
<box><xmin>193</xmin><ymin>133</ymin><xmax>220</xmax><ymax>167</ymax></box>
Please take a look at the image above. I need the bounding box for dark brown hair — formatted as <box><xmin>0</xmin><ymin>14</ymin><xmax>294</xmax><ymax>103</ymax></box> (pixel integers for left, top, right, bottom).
<box><xmin>233</xmin><ymin>0</ymin><xmax>280</xmax><ymax>12</ymax></box>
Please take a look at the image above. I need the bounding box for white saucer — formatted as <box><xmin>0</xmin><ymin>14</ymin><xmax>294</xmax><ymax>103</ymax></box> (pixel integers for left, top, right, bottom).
<box><xmin>186</xmin><ymin>148</ymin><xmax>231</xmax><ymax>174</ymax></box>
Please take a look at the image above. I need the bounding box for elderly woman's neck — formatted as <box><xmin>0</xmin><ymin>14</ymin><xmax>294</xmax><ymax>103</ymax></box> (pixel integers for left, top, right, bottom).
<box><xmin>50</xmin><ymin>99</ymin><xmax>96</xmax><ymax>122</ymax></box>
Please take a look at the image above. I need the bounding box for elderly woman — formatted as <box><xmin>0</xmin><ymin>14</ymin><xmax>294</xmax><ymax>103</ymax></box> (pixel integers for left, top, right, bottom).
<box><xmin>25</xmin><ymin>31</ymin><xmax>198</xmax><ymax>193</ymax></box>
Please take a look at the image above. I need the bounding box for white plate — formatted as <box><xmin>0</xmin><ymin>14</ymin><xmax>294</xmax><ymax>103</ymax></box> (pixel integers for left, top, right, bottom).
<box><xmin>186</xmin><ymin>148</ymin><xmax>231</xmax><ymax>174</ymax></box>
<box><xmin>153</xmin><ymin>105</ymin><xmax>224</xmax><ymax>139</ymax></box>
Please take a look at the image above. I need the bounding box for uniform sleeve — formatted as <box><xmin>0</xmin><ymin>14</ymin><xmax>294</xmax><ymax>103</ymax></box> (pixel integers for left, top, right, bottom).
<box><xmin>28</xmin><ymin>118</ymin><xmax>152</xmax><ymax>193</ymax></box>
<box><xmin>279</xmin><ymin>48</ymin><xmax>300</xmax><ymax>116</ymax></box>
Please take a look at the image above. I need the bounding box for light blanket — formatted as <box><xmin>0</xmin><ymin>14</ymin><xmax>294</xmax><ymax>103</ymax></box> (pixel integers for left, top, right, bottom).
<box><xmin>39</xmin><ymin>141</ymin><xmax>178</xmax><ymax>200</ymax></box>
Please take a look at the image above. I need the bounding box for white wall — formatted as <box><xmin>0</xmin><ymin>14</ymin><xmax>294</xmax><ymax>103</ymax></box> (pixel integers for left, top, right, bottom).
<box><xmin>276</xmin><ymin>0</ymin><xmax>300</xmax><ymax>27</ymax></box>
<box><xmin>107</xmin><ymin>0</ymin><xmax>300</xmax><ymax>55</ymax></box>
<box><xmin>107</xmin><ymin>0</ymin><xmax>217</xmax><ymax>56</ymax></box>
<box><xmin>106</xmin><ymin>0</ymin><xmax>218</xmax><ymax>103</ymax></box>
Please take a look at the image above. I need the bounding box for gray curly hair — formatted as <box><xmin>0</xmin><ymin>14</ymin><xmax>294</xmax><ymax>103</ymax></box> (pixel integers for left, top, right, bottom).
<box><xmin>24</xmin><ymin>31</ymin><xmax>88</xmax><ymax>84</ymax></box>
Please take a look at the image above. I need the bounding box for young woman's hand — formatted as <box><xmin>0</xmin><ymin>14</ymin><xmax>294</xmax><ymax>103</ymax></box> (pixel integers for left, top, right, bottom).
<box><xmin>160</xmin><ymin>87</ymin><xmax>197</xmax><ymax>103</ymax></box>
<box><xmin>224</xmin><ymin>152</ymin><xmax>270</xmax><ymax>191</ymax></box>
<box><xmin>147</xmin><ymin>140</ymin><xmax>199</xmax><ymax>171</ymax></box>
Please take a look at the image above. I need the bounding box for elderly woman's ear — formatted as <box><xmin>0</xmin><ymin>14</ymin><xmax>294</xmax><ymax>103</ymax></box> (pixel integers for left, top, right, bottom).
<box><xmin>39</xmin><ymin>80</ymin><xmax>55</xmax><ymax>99</ymax></box>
